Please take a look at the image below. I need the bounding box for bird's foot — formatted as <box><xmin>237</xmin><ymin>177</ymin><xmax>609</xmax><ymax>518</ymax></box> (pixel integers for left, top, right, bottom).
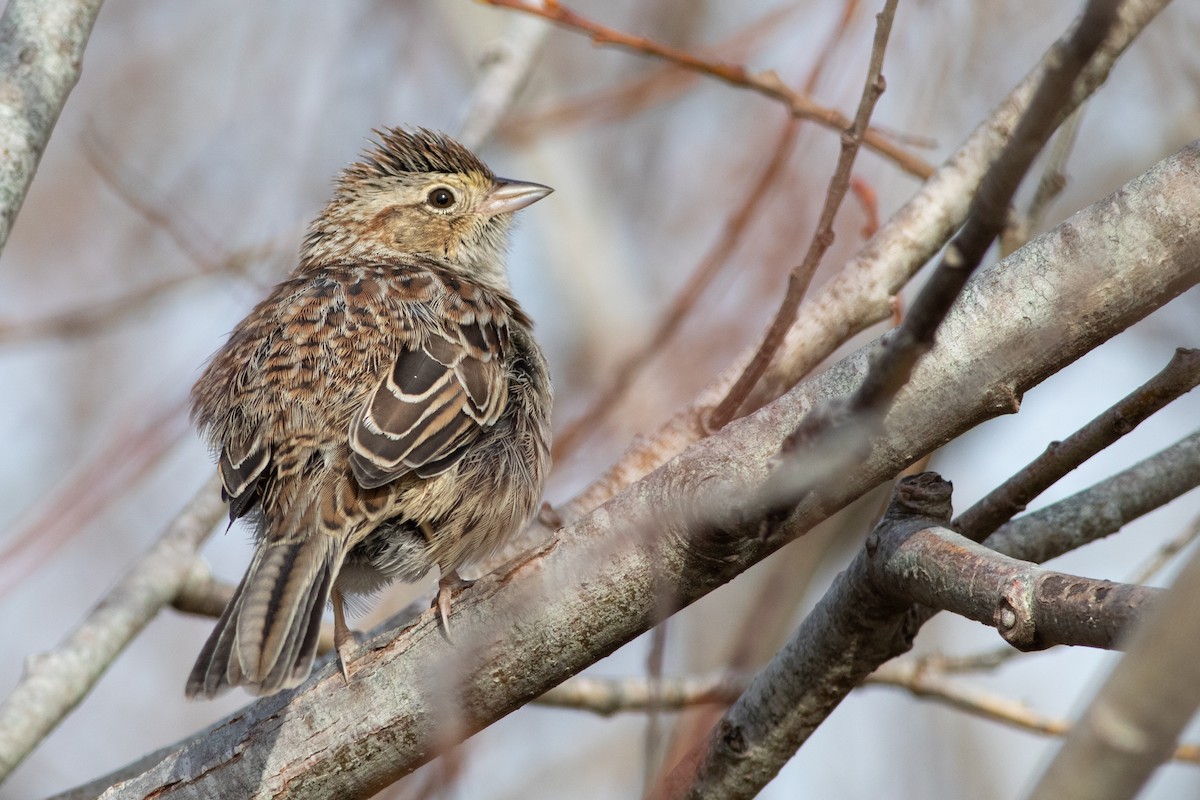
<box><xmin>332</xmin><ymin>589</ymin><xmax>357</xmax><ymax>685</ymax></box>
<box><xmin>435</xmin><ymin>570</ymin><xmax>475</xmax><ymax>638</ymax></box>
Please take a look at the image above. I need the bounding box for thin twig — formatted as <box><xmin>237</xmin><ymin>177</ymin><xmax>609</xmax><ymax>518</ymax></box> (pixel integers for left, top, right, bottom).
<box><xmin>765</xmin><ymin>0</ymin><xmax>1123</xmax><ymax>522</ymax></box>
<box><xmin>551</xmin><ymin>115</ymin><xmax>802</xmax><ymax>461</ymax></box>
<box><xmin>498</xmin><ymin>5</ymin><xmax>801</xmax><ymax>141</ymax></box>
<box><xmin>554</xmin><ymin>0</ymin><xmax>1172</xmax><ymax>525</ymax></box>
<box><xmin>531</xmin><ymin>667</ymin><xmax>1200</xmax><ymax>765</ymax></box>
<box><xmin>83</xmin><ymin>124</ymin><xmax>224</xmax><ymax>273</ymax></box>
<box><xmin>1000</xmin><ymin>103</ymin><xmax>1086</xmax><ymax>257</ymax></box>
<box><xmin>984</xmin><ymin>429</ymin><xmax>1200</xmax><ymax>565</ymax></box>
<box><xmin>536</xmin><ymin>672</ymin><xmax>747</xmax><ymax>715</ymax></box>
<box><xmin>823</xmin><ymin>0</ymin><xmax>1118</xmax><ymax>424</ymax></box>
<box><xmin>955</xmin><ymin>347</ymin><xmax>1200</xmax><ymax>542</ymax></box>
<box><xmin>480</xmin><ymin>0</ymin><xmax>934</xmax><ymax>179</ymax></box>
<box><xmin>553</xmin><ymin>1</ymin><xmax>863</xmax><ymax>463</ymax></box>
<box><xmin>1128</xmin><ymin>511</ymin><xmax>1200</xmax><ymax>586</ymax></box>
<box><xmin>0</xmin><ymin>397</ymin><xmax>189</xmax><ymax>597</ymax></box>
<box><xmin>707</xmin><ymin>0</ymin><xmax>898</xmax><ymax>431</ymax></box>
<box><xmin>0</xmin><ymin>477</ymin><xmax>225</xmax><ymax>781</ymax></box>
<box><xmin>867</xmin><ymin>662</ymin><xmax>1200</xmax><ymax>763</ymax></box>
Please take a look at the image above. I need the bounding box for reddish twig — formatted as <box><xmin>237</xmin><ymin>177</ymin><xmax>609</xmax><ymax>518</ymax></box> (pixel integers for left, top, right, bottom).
<box><xmin>83</xmin><ymin>124</ymin><xmax>224</xmax><ymax>274</ymax></box>
<box><xmin>500</xmin><ymin>4</ymin><xmax>800</xmax><ymax>141</ymax></box>
<box><xmin>0</xmin><ymin>396</ymin><xmax>189</xmax><ymax>597</ymax></box>
<box><xmin>551</xmin><ymin>115</ymin><xmax>801</xmax><ymax>461</ymax></box>
<box><xmin>480</xmin><ymin>0</ymin><xmax>933</xmax><ymax>179</ymax></box>
<box><xmin>552</xmin><ymin>1</ymin><xmax>859</xmax><ymax>462</ymax></box>
<box><xmin>707</xmin><ymin>0</ymin><xmax>897</xmax><ymax>431</ymax></box>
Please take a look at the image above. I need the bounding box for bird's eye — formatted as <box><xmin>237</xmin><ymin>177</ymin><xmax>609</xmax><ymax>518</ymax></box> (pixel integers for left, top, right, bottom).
<box><xmin>427</xmin><ymin>187</ymin><xmax>456</xmax><ymax>209</ymax></box>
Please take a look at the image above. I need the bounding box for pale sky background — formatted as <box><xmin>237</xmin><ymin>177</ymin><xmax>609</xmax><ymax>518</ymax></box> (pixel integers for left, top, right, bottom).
<box><xmin>1</xmin><ymin>1</ymin><xmax>1199</xmax><ymax>797</ymax></box>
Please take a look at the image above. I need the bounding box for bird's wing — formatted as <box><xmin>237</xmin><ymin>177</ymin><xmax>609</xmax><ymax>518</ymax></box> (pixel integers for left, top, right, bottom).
<box><xmin>218</xmin><ymin>427</ymin><xmax>270</xmax><ymax>522</ymax></box>
<box><xmin>349</xmin><ymin>317</ymin><xmax>509</xmax><ymax>489</ymax></box>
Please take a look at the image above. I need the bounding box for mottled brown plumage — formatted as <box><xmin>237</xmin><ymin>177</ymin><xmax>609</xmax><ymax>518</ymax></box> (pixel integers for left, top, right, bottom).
<box><xmin>186</xmin><ymin>128</ymin><xmax>552</xmax><ymax>698</ymax></box>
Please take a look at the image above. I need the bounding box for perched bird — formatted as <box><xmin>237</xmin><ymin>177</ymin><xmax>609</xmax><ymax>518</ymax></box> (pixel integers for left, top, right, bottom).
<box><xmin>186</xmin><ymin>128</ymin><xmax>553</xmax><ymax>698</ymax></box>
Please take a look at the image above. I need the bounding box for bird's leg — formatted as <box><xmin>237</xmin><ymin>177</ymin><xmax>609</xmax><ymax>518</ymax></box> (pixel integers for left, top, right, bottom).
<box><xmin>435</xmin><ymin>569</ymin><xmax>475</xmax><ymax>637</ymax></box>
<box><xmin>332</xmin><ymin>588</ymin><xmax>355</xmax><ymax>684</ymax></box>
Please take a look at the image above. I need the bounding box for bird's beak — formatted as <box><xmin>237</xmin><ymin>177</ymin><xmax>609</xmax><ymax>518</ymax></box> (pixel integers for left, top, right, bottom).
<box><xmin>479</xmin><ymin>178</ymin><xmax>553</xmax><ymax>216</ymax></box>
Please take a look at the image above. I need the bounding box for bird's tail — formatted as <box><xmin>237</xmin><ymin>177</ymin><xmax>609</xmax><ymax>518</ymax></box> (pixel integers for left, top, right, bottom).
<box><xmin>186</xmin><ymin>530</ymin><xmax>340</xmax><ymax>699</ymax></box>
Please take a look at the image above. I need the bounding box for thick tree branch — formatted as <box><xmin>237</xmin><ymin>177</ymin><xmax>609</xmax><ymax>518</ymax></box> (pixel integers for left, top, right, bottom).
<box><xmin>874</xmin><ymin>525</ymin><xmax>1158</xmax><ymax>651</ymax></box>
<box><xmin>652</xmin><ymin>473</ymin><xmax>955</xmax><ymax>800</ymax></box>
<box><xmin>655</xmin><ymin>426</ymin><xmax>1200</xmax><ymax>800</ymax></box>
<box><xmin>766</xmin><ymin>0</ymin><xmax>1120</xmax><ymax>516</ymax></box>
<box><xmin>73</xmin><ymin>141</ymin><xmax>1200</xmax><ymax>799</ymax></box>
<box><xmin>0</xmin><ymin>0</ymin><xmax>104</xmax><ymax>254</ymax></box>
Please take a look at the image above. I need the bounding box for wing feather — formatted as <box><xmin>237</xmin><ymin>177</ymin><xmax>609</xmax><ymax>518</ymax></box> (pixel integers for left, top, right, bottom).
<box><xmin>349</xmin><ymin>320</ymin><xmax>508</xmax><ymax>489</ymax></box>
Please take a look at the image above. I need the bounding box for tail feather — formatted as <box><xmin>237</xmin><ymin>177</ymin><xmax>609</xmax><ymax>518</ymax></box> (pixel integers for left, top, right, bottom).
<box><xmin>260</xmin><ymin>551</ymin><xmax>335</xmax><ymax>692</ymax></box>
<box><xmin>185</xmin><ymin>536</ymin><xmax>339</xmax><ymax>698</ymax></box>
<box><xmin>186</xmin><ymin>564</ymin><xmax>251</xmax><ymax>698</ymax></box>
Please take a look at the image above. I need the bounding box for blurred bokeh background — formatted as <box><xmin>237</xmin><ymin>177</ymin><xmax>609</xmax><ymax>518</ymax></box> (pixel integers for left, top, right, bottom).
<box><xmin>1</xmin><ymin>0</ymin><xmax>1199</xmax><ymax>797</ymax></box>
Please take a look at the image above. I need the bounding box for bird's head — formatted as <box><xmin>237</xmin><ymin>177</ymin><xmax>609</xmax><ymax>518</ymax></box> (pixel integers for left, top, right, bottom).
<box><xmin>300</xmin><ymin>128</ymin><xmax>551</xmax><ymax>290</ymax></box>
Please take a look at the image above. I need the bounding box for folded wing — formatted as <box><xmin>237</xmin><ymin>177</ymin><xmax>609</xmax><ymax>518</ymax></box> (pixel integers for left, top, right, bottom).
<box><xmin>349</xmin><ymin>320</ymin><xmax>508</xmax><ymax>488</ymax></box>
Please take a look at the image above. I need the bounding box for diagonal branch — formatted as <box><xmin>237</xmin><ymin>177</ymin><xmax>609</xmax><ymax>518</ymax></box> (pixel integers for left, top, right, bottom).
<box><xmin>707</xmin><ymin>0</ymin><xmax>899</xmax><ymax>431</ymax></box>
<box><xmin>0</xmin><ymin>0</ymin><xmax>105</xmax><ymax>254</ymax></box>
<box><xmin>558</xmin><ymin>0</ymin><xmax>1170</xmax><ymax>522</ymax></box>
<box><xmin>955</xmin><ymin>347</ymin><xmax>1200</xmax><ymax>541</ymax></box>
<box><xmin>0</xmin><ymin>477</ymin><xmax>224</xmax><ymax>781</ymax></box>
<box><xmin>768</xmin><ymin>0</ymin><xmax>1122</xmax><ymax>510</ymax></box>
<box><xmin>67</xmin><ymin>137</ymin><xmax>1200</xmax><ymax>800</ymax></box>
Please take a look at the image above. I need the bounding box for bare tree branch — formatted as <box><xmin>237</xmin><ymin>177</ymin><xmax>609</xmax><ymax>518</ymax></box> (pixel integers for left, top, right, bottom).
<box><xmin>561</xmin><ymin>0</ymin><xmax>1170</xmax><ymax>521</ymax></box>
<box><xmin>0</xmin><ymin>0</ymin><xmax>104</xmax><ymax>253</ymax></box>
<box><xmin>708</xmin><ymin>0</ymin><xmax>898</xmax><ymax>430</ymax></box>
<box><xmin>71</xmin><ymin>137</ymin><xmax>1200</xmax><ymax>800</ymax></box>
<box><xmin>537</xmin><ymin>666</ymin><xmax>1200</xmax><ymax>766</ymax></box>
<box><xmin>767</xmin><ymin>0</ymin><xmax>1121</xmax><ymax>513</ymax></box>
<box><xmin>554</xmin><ymin>0</ymin><xmax>862</xmax><ymax>463</ymax></box>
<box><xmin>454</xmin><ymin>12</ymin><xmax>548</xmax><ymax>151</ymax></box>
<box><xmin>956</xmin><ymin>347</ymin><xmax>1200</xmax><ymax>541</ymax></box>
<box><xmin>866</xmin><ymin>662</ymin><xmax>1200</xmax><ymax>764</ymax></box>
<box><xmin>0</xmin><ymin>477</ymin><xmax>224</xmax><ymax>781</ymax></box>
<box><xmin>1026</xmin><ymin>523</ymin><xmax>1200</xmax><ymax>800</ymax></box>
<box><xmin>479</xmin><ymin>0</ymin><xmax>934</xmax><ymax>178</ymax></box>
<box><xmin>986</xmin><ymin>429</ymin><xmax>1200</xmax><ymax>564</ymax></box>
<box><xmin>874</xmin><ymin>525</ymin><xmax>1159</xmax><ymax>651</ymax></box>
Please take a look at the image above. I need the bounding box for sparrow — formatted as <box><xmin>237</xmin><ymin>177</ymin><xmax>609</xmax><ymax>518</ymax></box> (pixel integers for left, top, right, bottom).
<box><xmin>185</xmin><ymin>128</ymin><xmax>553</xmax><ymax>698</ymax></box>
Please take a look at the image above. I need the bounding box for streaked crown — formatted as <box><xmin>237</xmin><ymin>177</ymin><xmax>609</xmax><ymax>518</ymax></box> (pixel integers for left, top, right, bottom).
<box><xmin>341</xmin><ymin>128</ymin><xmax>493</xmax><ymax>186</ymax></box>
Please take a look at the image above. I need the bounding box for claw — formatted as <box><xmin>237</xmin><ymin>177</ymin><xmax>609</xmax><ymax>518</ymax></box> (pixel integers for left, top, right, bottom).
<box><xmin>435</xmin><ymin>570</ymin><xmax>475</xmax><ymax>639</ymax></box>
<box><xmin>332</xmin><ymin>589</ymin><xmax>355</xmax><ymax>685</ymax></box>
